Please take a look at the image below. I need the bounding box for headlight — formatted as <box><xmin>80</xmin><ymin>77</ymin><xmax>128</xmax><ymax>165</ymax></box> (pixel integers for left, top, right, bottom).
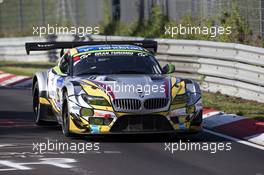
<box><xmin>171</xmin><ymin>92</ymin><xmax>201</xmax><ymax>106</ymax></box>
<box><xmin>80</xmin><ymin>108</ymin><xmax>94</xmax><ymax>116</ymax></box>
<box><xmin>186</xmin><ymin>81</ymin><xmax>201</xmax><ymax>106</ymax></box>
<box><xmin>186</xmin><ymin>91</ymin><xmax>201</xmax><ymax>106</ymax></box>
<box><xmin>81</xmin><ymin>94</ymin><xmax>110</xmax><ymax>106</ymax></box>
<box><xmin>172</xmin><ymin>94</ymin><xmax>189</xmax><ymax>105</ymax></box>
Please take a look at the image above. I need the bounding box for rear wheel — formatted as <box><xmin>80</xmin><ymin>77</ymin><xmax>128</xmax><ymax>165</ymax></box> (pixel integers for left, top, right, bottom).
<box><xmin>33</xmin><ymin>82</ymin><xmax>47</xmax><ymax>125</ymax></box>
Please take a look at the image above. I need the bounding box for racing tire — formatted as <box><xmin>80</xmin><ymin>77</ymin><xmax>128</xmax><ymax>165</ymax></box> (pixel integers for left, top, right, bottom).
<box><xmin>33</xmin><ymin>81</ymin><xmax>48</xmax><ymax>125</ymax></box>
<box><xmin>62</xmin><ymin>92</ymin><xmax>74</xmax><ymax>137</ymax></box>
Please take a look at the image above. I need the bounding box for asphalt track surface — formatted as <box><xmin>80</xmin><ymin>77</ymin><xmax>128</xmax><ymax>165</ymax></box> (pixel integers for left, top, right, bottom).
<box><xmin>0</xmin><ymin>87</ymin><xmax>263</xmax><ymax>175</ymax></box>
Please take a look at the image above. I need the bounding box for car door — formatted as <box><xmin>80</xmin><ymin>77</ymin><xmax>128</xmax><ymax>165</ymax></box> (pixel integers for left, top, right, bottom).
<box><xmin>47</xmin><ymin>53</ymin><xmax>70</xmax><ymax>115</ymax></box>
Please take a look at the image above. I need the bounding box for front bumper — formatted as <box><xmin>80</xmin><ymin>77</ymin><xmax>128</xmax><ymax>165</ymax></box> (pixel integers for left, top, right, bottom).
<box><xmin>68</xmin><ymin>108</ymin><xmax>203</xmax><ymax>135</ymax></box>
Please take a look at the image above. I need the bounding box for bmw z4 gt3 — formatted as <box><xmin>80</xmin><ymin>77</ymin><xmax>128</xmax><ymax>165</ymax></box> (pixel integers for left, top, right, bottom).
<box><xmin>25</xmin><ymin>40</ymin><xmax>203</xmax><ymax>137</ymax></box>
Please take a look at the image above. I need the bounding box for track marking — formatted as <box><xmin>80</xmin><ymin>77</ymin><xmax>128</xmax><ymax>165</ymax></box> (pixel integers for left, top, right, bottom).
<box><xmin>0</xmin><ymin>158</ymin><xmax>77</xmax><ymax>171</ymax></box>
<box><xmin>0</xmin><ymin>73</ymin><xmax>11</xmax><ymax>79</ymax></box>
<box><xmin>244</xmin><ymin>133</ymin><xmax>264</xmax><ymax>146</ymax></box>
<box><xmin>0</xmin><ymin>74</ymin><xmax>16</xmax><ymax>84</ymax></box>
<box><xmin>103</xmin><ymin>150</ymin><xmax>122</xmax><ymax>154</ymax></box>
<box><xmin>204</xmin><ymin>129</ymin><xmax>264</xmax><ymax>151</ymax></box>
<box><xmin>0</xmin><ymin>160</ymin><xmax>32</xmax><ymax>171</ymax></box>
<box><xmin>203</xmin><ymin>113</ymin><xmax>245</xmax><ymax>128</ymax></box>
<box><xmin>0</xmin><ymin>144</ymin><xmax>15</xmax><ymax>148</ymax></box>
<box><xmin>0</xmin><ymin>145</ymin><xmax>33</xmax><ymax>149</ymax></box>
<box><xmin>0</xmin><ymin>76</ymin><xmax>28</xmax><ymax>86</ymax></box>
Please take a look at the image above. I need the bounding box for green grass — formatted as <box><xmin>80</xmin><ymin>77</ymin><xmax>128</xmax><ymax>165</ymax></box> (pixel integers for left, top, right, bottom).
<box><xmin>203</xmin><ymin>91</ymin><xmax>264</xmax><ymax>120</ymax></box>
<box><xmin>0</xmin><ymin>61</ymin><xmax>56</xmax><ymax>76</ymax></box>
<box><xmin>0</xmin><ymin>60</ymin><xmax>263</xmax><ymax>119</ymax></box>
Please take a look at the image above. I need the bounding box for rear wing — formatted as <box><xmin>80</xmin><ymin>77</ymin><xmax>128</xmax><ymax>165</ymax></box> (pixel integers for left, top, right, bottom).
<box><xmin>25</xmin><ymin>40</ymin><xmax>157</xmax><ymax>55</ymax></box>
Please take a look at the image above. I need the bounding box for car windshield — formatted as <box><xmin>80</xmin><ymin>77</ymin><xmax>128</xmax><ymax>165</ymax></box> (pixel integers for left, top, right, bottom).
<box><xmin>73</xmin><ymin>54</ymin><xmax>162</xmax><ymax>76</ymax></box>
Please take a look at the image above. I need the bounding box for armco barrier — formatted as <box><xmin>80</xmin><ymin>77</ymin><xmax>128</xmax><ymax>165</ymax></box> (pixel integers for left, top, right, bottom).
<box><xmin>0</xmin><ymin>35</ymin><xmax>264</xmax><ymax>102</ymax></box>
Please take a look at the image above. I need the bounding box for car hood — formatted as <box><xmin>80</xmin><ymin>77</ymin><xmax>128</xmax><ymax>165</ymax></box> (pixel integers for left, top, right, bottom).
<box><xmin>73</xmin><ymin>74</ymin><xmax>173</xmax><ymax>99</ymax></box>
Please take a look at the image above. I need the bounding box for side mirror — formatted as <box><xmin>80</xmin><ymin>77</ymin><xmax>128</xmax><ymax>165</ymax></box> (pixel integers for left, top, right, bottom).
<box><xmin>59</xmin><ymin>63</ymin><xmax>68</xmax><ymax>74</ymax></box>
<box><xmin>162</xmin><ymin>64</ymin><xmax>175</xmax><ymax>74</ymax></box>
<box><xmin>60</xmin><ymin>49</ymin><xmax>64</xmax><ymax>57</ymax></box>
<box><xmin>59</xmin><ymin>55</ymin><xmax>69</xmax><ymax>75</ymax></box>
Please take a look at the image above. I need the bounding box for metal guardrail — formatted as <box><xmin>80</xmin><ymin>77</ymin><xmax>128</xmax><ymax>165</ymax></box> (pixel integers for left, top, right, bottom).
<box><xmin>157</xmin><ymin>40</ymin><xmax>264</xmax><ymax>103</ymax></box>
<box><xmin>0</xmin><ymin>35</ymin><xmax>264</xmax><ymax>102</ymax></box>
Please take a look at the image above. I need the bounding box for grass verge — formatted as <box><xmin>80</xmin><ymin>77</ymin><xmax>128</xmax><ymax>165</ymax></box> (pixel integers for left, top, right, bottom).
<box><xmin>203</xmin><ymin>92</ymin><xmax>264</xmax><ymax>120</ymax></box>
<box><xmin>0</xmin><ymin>61</ymin><xmax>56</xmax><ymax>76</ymax></box>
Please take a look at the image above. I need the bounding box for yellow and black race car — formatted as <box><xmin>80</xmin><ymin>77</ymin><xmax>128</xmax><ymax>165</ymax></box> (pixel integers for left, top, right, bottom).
<box><xmin>25</xmin><ymin>40</ymin><xmax>202</xmax><ymax>137</ymax></box>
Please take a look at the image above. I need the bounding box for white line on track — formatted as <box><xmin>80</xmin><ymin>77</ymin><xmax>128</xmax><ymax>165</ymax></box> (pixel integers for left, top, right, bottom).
<box><xmin>103</xmin><ymin>150</ymin><xmax>122</xmax><ymax>154</ymax></box>
<box><xmin>245</xmin><ymin>133</ymin><xmax>264</xmax><ymax>146</ymax></box>
<box><xmin>204</xmin><ymin>129</ymin><xmax>264</xmax><ymax>151</ymax></box>
<box><xmin>0</xmin><ymin>144</ymin><xmax>15</xmax><ymax>148</ymax></box>
<box><xmin>0</xmin><ymin>145</ymin><xmax>33</xmax><ymax>149</ymax></box>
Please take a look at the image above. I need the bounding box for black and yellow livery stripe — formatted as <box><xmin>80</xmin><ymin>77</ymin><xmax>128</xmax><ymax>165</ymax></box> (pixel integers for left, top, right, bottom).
<box><xmin>39</xmin><ymin>97</ymin><xmax>61</xmax><ymax>113</ymax></box>
<box><xmin>81</xmin><ymin>80</ymin><xmax>114</xmax><ymax>111</ymax></box>
<box><xmin>170</xmin><ymin>78</ymin><xmax>187</xmax><ymax>109</ymax></box>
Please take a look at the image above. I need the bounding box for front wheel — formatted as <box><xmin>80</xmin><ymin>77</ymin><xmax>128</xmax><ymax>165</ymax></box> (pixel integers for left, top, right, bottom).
<box><xmin>33</xmin><ymin>82</ymin><xmax>47</xmax><ymax>125</ymax></box>
<box><xmin>62</xmin><ymin>93</ymin><xmax>74</xmax><ymax>137</ymax></box>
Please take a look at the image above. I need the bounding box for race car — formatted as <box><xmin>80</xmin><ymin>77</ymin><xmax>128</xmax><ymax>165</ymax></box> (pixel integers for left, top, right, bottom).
<box><xmin>25</xmin><ymin>40</ymin><xmax>203</xmax><ymax>137</ymax></box>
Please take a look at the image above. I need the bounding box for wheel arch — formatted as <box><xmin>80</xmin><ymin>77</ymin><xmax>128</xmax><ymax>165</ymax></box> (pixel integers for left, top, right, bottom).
<box><xmin>32</xmin><ymin>71</ymin><xmax>49</xmax><ymax>98</ymax></box>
